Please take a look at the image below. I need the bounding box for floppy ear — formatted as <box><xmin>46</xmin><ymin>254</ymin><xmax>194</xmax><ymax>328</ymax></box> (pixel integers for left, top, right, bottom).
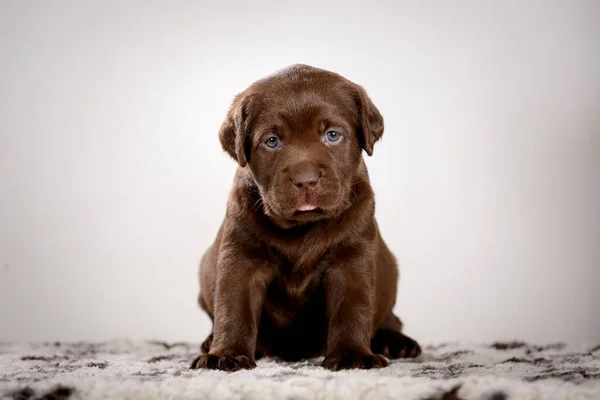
<box><xmin>353</xmin><ymin>85</ymin><xmax>384</xmax><ymax>156</ymax></box>
<box><xmin>218</xmin><ymin>93</ymin><xmax>250</xmax><ymax>167</ymax></box>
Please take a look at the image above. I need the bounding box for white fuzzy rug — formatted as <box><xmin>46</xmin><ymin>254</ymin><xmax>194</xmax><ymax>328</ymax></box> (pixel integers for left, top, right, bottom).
<box><xmin>1</xmin><ymin>340</ymin><xmax>599</xmax><ymax>400</ymax></box>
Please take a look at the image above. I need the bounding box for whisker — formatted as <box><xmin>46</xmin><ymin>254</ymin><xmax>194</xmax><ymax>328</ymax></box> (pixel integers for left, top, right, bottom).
<box><xmin>250</xmin><ymin>197</ymin><xmax>264</xmax><ymax>212</ymax></box>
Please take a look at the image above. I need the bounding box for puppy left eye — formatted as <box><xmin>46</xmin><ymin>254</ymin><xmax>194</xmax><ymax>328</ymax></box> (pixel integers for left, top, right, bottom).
<box><xmin>325</xmin><ymin>131</ymin><xmax>341</xmax><ymax>143</ymax></box>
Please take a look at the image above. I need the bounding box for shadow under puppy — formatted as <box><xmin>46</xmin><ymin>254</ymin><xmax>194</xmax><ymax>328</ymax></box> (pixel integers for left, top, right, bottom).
<box><xmin>191</xmin><ymin>64</ymin><xmax>421</xmax><ymax>372</ymax></box>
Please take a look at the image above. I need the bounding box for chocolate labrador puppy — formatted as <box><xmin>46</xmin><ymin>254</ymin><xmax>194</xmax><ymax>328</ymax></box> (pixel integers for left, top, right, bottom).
<box><xmin>191</xmin><ymin>64</ymin><xmax>421</xmax><ymax>371</ymax></box>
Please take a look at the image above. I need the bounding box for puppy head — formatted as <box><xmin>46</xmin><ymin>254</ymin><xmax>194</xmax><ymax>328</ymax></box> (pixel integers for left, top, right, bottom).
<box><xmin>219</xmin><ymin>64</ymin><xmax>384</xmax><ymax>223</ymax></box>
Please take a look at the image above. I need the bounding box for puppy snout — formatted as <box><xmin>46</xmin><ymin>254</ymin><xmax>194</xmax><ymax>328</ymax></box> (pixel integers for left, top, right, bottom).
<box><xmin>292</xmin><ymin>172</ymin><xmax>320</xmax><ymax>190</ymax></box>
<box><xmin>290</xmin><ymin>164</ymin><xmax>322</xmax><ymax>190</ymax></box>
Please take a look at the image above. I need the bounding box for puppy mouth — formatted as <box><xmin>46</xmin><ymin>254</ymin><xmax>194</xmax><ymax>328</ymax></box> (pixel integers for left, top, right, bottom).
<box><xmin>297</xmin><ymin>204</ymin><xmax>318</xmax><ymax>212</ymax></box>
<box><xmin>293</xmin><ymin>206</ymin><xmax>325</xmax><ymax>216</ymax></box>
<box><xmin>262</xmin><ymin>185</ymin><xmax>346</xmax><ymax>222</ymax></box>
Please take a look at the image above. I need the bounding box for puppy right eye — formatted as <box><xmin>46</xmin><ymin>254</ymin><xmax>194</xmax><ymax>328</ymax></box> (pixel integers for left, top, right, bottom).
<box><xmin>265</xmin><ymin>136</ymin><xmax>280</xmax><ymax>149</ymax></box>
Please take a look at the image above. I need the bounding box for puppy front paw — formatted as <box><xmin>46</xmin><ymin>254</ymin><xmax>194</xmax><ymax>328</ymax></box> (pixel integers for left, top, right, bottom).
<box><xmin>190</xmin><ymin>353</ymin><xmax>256</xmax><ymax>371</ymax></box>
<box><xmin>323</xmin><ymin>349</ymin><xmax>388</xmax><ymax>371</ymax></box>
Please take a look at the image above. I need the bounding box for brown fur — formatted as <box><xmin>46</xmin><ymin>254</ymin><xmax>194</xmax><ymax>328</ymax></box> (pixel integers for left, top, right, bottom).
<box><xmin>191</xmin><ymin>64</ymin><xmax>421</xmax><ymax>371</ymax></box>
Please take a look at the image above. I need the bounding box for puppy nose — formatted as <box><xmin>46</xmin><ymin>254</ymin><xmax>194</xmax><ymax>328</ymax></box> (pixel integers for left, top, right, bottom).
<box><xmin>292</xmin><ymin>171</ymin><xmax>321</xmax><ymax>190</ymax></box>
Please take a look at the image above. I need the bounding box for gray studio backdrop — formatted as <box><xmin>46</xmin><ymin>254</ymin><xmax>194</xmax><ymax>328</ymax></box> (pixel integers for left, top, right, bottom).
<box><xmin>1</xmin><ymin>0</ymin><xmax>599</xmax><ymax>346</ymax></box>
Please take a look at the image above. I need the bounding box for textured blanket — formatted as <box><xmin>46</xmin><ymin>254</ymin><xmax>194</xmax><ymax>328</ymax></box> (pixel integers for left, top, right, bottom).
<box><xmin>1</xmin><ymin>340</ymin><xmax>599</xmax><ymax>399</ymax></box>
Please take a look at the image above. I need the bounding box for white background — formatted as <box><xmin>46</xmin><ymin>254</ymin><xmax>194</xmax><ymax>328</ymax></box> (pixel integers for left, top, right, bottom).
<box><xmin>1</xmin><ymin>0</ymin><xmax>599</xmax><ymax>346</ymax></box>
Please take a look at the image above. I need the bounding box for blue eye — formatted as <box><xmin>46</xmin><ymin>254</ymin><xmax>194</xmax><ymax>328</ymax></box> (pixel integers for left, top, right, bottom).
<box><xmin>326</xmin><ymin>131</ymin><xmax>340</xmax><ymax>143</ymax></box>
<box><xmin>265</xmin><ymin>136</ymin><xmax>280</xmax><ymax>148</ymax></box>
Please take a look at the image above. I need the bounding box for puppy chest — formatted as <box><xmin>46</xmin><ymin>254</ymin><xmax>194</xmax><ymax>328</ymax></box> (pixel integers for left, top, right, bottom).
<box><xmin>262</xmin><ymin>271</ymin><xmax>324</xmax><ymax>327</ymax></box>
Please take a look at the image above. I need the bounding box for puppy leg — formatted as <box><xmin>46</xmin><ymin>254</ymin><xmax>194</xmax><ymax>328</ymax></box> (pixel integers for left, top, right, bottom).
<box><xmin>196</xmin><ymin>293</ymin><xmax>215</xmax><ymax>354</ymax></box>
<box><xmin>197</xmin><ymin>290</ymin><xmax>265</xmax><ymax>359</ymax></box>
<box><xmin>200</xmin><ymin>332</ymin><xmax>264</xmax><ymax>360</ymax></box>
<box><xmin>200</xmin><ymin>332</ymin><xmax>213</xmax><ymax>354</ymax></box>
<box><xmin>190</xmin><ymin>252</ymin><xmax>275</xmax><ymax>372</ymax></box>
<box><xmin>371</xmin><ymin>312</ymin><xmax>421</xmax><ymax>359</ymax></box>
<box><xmin>322</xmin><ymin>261</ymin><xmax>388</xmax><ymax>371</ymax></box>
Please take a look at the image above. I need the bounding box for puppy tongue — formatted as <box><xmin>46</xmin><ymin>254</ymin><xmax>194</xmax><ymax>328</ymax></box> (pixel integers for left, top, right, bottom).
<box><xmin>298</xmin><ymin>204</ymin><xmax>317</xmax><ymax>211</ymax></box>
